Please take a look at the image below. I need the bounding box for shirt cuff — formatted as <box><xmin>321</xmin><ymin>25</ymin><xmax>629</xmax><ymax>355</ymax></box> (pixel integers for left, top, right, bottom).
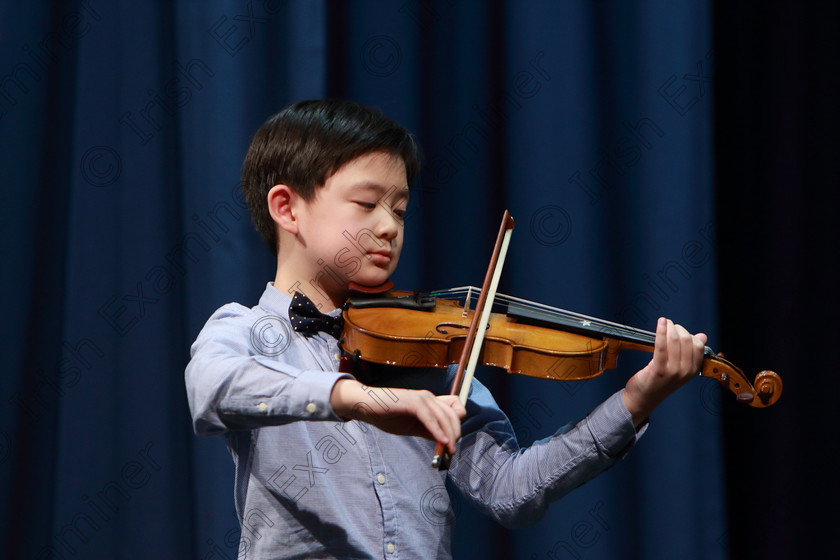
<box><xmin>219</xmin><ymin>368</ymin><xmax>352</xmax><ymax>424</ymax></box>
<box><xmin>585</xmin><ymin>390</ymin><xmax>643</xmax><ymax>459</ymax></box>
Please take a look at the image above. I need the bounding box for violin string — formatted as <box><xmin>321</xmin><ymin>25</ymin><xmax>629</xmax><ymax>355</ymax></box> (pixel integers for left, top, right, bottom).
<box><xmin>496</xmin><ymin>291</ymin><xmax>655</xmax><ymax>340</ymax></box>
<box><xmin>433</xmin><ymin>286</ymin><xmax>656</xmax><ymax>345</ymax></box>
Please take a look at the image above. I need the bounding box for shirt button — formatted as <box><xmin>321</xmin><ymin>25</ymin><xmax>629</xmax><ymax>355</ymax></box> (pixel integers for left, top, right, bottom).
<box><xmin>376</xmin><ymin>473</ymin><xmax>386</xmax><ymax>484</ymax></box>
<box><xmin>305</xmin><ymin>402</ymin><xmax>317</xmax><ymax>414</ymax></box>
<box><xmin>386</xmin><ymin>543</ymin><xmax>395</xmax><ymax>554</ymax></box>
<box><xmin>333</xmin><ymin>353</ymin><xmax>340</xmax><ymax>360</ymax></box>
<box><xmin>257</xmin><ymin>402</ymin><xmax>268</xmax><ymax>412</ymax></box>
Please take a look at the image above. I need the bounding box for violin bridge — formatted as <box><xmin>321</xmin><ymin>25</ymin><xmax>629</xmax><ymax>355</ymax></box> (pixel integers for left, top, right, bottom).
<box><xmin>462</xmin><ymin>287</ymin><xmax>474</xmax><ymax>318</ymax></box>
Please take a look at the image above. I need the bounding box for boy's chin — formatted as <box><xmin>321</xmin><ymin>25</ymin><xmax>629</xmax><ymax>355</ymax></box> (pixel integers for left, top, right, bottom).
<box><xmin>349</xmin><ymin>267</ymin><xmax>394</xmax><ymax>289</ymax></box>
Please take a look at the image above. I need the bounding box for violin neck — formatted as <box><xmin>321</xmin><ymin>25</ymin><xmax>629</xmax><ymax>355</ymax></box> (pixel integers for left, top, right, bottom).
<box><xmin>504</xmin><ymin>295</ymin><xmax>716</xmax><ymax>359</ymax></box>
<box><xmin>505</xmin><ymin>300</ymin><xmax>657</xmax><ymax>348</ymax></box>
<box><xmin>436</xmin><ymin>287</ymin><xmax>657</xmax><ymax>346</ymax></box>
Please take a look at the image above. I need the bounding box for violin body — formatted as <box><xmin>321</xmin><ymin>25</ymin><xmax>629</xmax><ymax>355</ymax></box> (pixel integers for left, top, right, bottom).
<box><xmin>343</xmin><ymin>290</ymin><xmax>618</xmax><ymax>380</ymax></box>
<box><xmin>341</xmin><ymin>287</ymin><xmax>782</xmax><ymax>408</ymax></box>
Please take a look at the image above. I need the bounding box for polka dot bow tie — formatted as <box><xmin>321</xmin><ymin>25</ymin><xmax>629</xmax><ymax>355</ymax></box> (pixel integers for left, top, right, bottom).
<box><xmin>288</xmin><ymin>291</ymin><xmax>344</xmax><ymax>338</ymax></box>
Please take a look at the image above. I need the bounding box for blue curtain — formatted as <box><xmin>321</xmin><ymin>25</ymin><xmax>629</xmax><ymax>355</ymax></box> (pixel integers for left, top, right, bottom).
<box><xmin>1</xmin><ymin>1</ymin><xmax>725</xmax><ymax>558</ymax></box>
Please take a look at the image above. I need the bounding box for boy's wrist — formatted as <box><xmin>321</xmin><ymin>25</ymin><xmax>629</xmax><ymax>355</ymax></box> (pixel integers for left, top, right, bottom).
<box><xmin>621</xmin><ymin>388</ymin><xmax>655</xmax><ymax>428</ymax></box>
<box><xmin>330</xmin><ymin>378</ymin><xmax>363</xmax><ymax>419</ymax></box>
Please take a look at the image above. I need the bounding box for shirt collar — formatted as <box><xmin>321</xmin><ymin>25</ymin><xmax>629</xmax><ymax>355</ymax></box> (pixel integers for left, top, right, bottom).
<box><xmin>258</xmin><ymin>282</ymin><xmax>342</xmax><ymax>318</ymax></box>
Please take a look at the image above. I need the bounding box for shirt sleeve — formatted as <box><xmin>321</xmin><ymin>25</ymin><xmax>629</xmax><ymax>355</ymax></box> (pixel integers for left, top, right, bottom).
<box><xmin>448</xmin><ymin>380</ymin><xmax>641</xmax><ymax>529</ymax></box>
<box><xmin>184</xmin><ymin>303</ymin><xmax>351</xmax><ymax>437</ymax></box>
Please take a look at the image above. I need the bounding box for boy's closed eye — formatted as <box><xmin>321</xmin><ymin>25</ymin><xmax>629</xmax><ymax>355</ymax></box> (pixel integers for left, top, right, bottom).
<box><xmin>354</xmin><ymin>200</ymin><xmax>407</xmax><ymax>220</ymax></box>
<box><xmin>355</xmin><ymin>201</ymin><xmax>378</xmax><ymax>210</ymax></box>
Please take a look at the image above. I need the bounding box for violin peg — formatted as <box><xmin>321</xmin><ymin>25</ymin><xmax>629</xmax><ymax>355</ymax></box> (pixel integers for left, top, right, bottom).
<box><xmin>716</xmin><ymin>351</ymin><xmax>725</xmax><ymax>358</ymax></box>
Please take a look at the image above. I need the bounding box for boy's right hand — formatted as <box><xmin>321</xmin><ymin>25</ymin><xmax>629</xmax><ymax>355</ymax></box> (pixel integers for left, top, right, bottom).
<box><xmin>330</xmin><ymin>379</ymin><xmax>467</xmax><ymax>455</ymax></box>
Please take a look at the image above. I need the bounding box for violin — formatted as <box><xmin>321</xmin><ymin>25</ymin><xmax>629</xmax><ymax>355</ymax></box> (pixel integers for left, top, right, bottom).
<box><xmin>339</xmin><ymin>211</ymin><xmax>782</xmax><ymax>469</ymax></box>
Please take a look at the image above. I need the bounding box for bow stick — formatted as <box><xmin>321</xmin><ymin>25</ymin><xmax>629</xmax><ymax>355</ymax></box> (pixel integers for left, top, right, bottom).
<box><xmin>432</xmin><ymin>210</ymin><xmax>515</xmax><ymax>470</ymax></box>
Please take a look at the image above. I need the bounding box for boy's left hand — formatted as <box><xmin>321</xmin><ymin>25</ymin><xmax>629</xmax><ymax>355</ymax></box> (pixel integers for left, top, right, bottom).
<box><xmin>622</xmin><ymin>317</ymin><xmax>707</xmax><ymax>427</ymax></box>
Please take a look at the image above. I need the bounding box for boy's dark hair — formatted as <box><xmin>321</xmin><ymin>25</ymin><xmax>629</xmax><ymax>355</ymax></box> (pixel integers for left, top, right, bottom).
<box><xmin>241</xmin><ymin>99</ymin><xmax>421</xmax><ymax>252</ymax></box>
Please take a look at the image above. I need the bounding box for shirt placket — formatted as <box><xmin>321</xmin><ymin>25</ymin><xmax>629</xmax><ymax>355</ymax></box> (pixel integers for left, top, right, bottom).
<box><xmin>364</xmin><ymin>428</ymin><xmax>400</xmax><ymax>558</ymax></box>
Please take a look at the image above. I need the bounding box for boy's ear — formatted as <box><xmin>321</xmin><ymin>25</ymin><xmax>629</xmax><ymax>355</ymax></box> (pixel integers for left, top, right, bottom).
<box><xmin>267</xmin><ymin>184</ymin><xmax>299</xmax><ymax>234</ymax></box>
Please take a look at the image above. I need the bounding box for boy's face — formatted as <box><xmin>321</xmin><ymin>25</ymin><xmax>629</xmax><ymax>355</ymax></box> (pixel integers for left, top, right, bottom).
<box><xmin>295</xmin><ymin>151</ymin><xmax>409</xmax><ymax>292</ymax></box>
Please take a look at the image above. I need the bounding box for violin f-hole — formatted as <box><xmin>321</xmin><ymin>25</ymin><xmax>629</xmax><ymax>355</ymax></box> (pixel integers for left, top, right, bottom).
<box><xmin>436</xmin><ymin>322</ymin><xmax>469</xmax><ymax>335</ymax></box>
<box><xmin>436</xmin><ymin>322</ymin><xmax>492</xmax><ymax>335</ymax></box>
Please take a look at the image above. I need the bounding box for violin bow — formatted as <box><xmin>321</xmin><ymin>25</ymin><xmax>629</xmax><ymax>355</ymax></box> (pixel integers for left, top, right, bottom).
<box><xmin>432</xmin><ymin>210</ymin><xmax>516</xmax><ymax>470</ymax></box>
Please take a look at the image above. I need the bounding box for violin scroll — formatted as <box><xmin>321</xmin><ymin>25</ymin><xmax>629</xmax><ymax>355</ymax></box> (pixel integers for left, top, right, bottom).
<box><xmin>753</xmin><ymin>370</ymin><xmax>782</xmax><ymax>407</ymax></box>
<box><xmin>700</xmin><ymin>353</ymin><xmax>782</xmax><ymax>407</ymax></box>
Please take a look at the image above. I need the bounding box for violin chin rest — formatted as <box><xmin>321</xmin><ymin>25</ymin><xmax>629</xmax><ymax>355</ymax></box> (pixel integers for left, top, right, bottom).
<box><xmin>348</xmin><ymin>280</ymin><xmax>394</xmax><ymax>295</ymax></box>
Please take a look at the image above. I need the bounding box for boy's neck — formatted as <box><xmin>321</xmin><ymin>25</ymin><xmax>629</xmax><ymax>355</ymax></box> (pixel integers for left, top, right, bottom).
<box><xmin>273</xmin><ymin>261</ymin><xmax>346</xmax><ymax>312</ymax></box>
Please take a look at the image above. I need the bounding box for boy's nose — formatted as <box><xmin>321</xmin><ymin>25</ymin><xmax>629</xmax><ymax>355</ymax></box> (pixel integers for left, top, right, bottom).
<box><xmin>373</xmin><ymin>211</ymin><xmax>400</xmax><ymax>240</ymax></box>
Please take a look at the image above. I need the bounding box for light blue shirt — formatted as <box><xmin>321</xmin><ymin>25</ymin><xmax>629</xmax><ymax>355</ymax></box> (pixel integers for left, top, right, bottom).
<box><xmin>185</xmin><ymin>283</ymin><xmax>640</xmax><ymax>559</ymax></box>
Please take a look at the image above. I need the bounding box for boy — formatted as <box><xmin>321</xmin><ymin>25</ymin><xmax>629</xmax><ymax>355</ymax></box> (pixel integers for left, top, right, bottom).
<box><xmin>185</xmin><ymin>99</ymin><xmax>706</xmax><ymax>559</ymax></box>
